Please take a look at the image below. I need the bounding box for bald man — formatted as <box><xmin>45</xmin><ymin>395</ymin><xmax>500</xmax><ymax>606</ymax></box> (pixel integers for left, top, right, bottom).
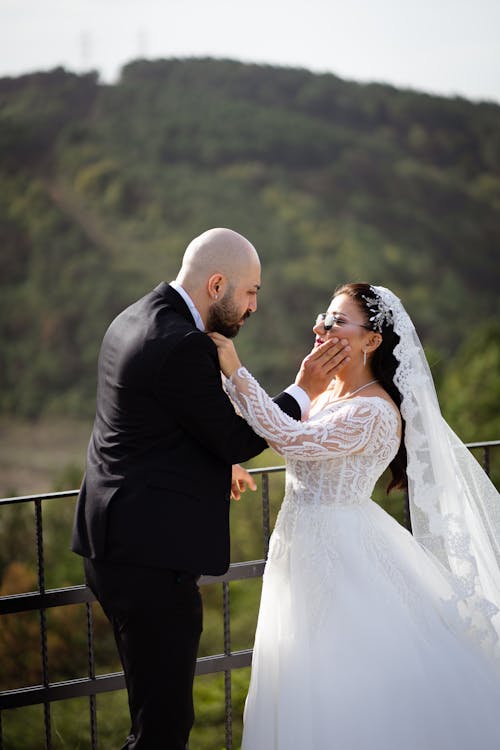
<box><xmin>72</xmin><ymin>228</ymin><xmax>347</xmax><ymax>749</ymax></box>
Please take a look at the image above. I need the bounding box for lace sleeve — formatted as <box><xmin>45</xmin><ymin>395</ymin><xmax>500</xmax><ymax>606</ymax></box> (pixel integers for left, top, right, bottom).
<box><xmin>224</xmin><ymin>367</ymin><xmax>399</xmax><ymax>460</ymax></box>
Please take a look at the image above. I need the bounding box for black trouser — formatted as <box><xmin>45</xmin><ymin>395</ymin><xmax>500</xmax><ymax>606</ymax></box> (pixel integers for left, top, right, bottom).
<box><xmin>84</xmin><ymin>558</ymin><xmax>203</xmax><ymax>750</ymax></box>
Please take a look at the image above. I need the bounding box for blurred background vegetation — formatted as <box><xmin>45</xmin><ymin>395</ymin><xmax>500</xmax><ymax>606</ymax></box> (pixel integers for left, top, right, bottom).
<box><xmin>1</xmin><ymin>57</ymin><xmax>499</xmax><ymax>748</ymax></box>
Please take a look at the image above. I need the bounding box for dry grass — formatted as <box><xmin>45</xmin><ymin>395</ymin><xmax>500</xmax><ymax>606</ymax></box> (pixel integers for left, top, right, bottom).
<box><xmin>0</xmin><ymin>417</ymin><xmax>92</xmax><ymax>497</ymax></box>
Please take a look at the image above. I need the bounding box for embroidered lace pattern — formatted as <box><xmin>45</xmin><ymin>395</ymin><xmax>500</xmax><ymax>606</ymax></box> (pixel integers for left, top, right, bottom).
<box><xmin>372</xmin><ymin>286</ymin><xmax>500</xmax><ymax>658</ymax></box>
<box><xmin>225</xmin><ymin>369</ymin><xmax>400</xmax><ymax>466</ymax></box>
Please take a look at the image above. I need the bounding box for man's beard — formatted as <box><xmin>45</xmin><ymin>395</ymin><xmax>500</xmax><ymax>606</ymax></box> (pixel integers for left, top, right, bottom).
<box><xmin>206</xmin><ymin>291</ymin><xmax>250</xmax><ymax>338</ymax></box>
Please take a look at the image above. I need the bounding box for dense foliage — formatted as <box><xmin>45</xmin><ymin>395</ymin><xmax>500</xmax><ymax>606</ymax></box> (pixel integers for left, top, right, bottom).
<box><xmin>1</xmin><ymin>58</ymin><xmax>499</xmax><ymax>430</ymax></box>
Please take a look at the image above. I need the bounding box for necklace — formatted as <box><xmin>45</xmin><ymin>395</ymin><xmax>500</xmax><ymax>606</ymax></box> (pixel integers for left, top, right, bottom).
<box><xmin>327</xmin><ymin>379</ymin><xmax>378</xmax><ymax>401</ymax></box>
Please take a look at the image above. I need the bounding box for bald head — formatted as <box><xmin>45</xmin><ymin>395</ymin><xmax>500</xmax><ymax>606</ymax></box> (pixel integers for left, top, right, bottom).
<box><xmin>177</xmin><ymin>228</ymin><xmax>260</xmax><ymax>291</ymax></box>
<box><xmin>175</xmin><ymin>227</ymin><xmax>261</xmax><ymax>332</ymax></box>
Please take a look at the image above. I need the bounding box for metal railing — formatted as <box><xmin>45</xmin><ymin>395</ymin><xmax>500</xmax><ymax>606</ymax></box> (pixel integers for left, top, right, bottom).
<box><xmin>0</xmin><ymin>441</ymin><xmax>499</xmax><ymax>750</ymax></box>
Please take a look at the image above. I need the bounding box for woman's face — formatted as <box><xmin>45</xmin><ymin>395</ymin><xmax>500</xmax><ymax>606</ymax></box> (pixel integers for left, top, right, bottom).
<box><xmin>313</xmin><ymin>293</ymin><xmax>372</xmax><ymax>354</ymax></box>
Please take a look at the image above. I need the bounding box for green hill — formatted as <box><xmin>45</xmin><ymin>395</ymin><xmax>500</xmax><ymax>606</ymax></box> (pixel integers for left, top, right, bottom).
<box><xmin>2</xmin><ymin>58</ymin><xmax>499</xmax><ymax>422</ymax></box>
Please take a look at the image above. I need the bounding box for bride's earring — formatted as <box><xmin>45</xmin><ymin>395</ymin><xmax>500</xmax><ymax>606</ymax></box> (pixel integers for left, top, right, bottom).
<box><xmin>363</xmin><ymin>350</ymin><xmax>367</xmax><ymax>367</ymax></box>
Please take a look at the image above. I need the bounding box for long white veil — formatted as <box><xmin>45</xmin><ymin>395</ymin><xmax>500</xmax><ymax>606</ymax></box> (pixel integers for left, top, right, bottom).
<box><xmin>372</xmin><ymin>286</ymin><xmax>500</xmax><ymax>659</ymax></box>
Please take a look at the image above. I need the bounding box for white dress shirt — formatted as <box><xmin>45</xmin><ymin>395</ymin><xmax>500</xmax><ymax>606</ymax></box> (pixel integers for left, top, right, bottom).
<box><xmin>170</xmin><ymin>280</ymin><xmax>205</xmax><ymax>332</ymax></box>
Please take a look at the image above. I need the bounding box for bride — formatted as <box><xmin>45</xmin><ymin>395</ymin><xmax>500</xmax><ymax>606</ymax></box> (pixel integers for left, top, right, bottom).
<box><xmin>209</xmin><ymin>283</ymin><xmax>500</xmax><ymax>750</ymax></box>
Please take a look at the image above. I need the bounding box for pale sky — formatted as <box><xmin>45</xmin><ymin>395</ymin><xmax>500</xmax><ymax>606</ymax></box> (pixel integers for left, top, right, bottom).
<box><xmin>2</xmin><ymin>0</ymin><xmax>500</xmax><ymax>103</ymax></box>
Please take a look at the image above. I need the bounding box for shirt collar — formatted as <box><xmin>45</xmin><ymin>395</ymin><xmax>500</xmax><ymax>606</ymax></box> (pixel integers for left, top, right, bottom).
<box><xmin>170</xmin><ymin>280</ymin><xmax>205</xmax><ymax>332</ymax></box>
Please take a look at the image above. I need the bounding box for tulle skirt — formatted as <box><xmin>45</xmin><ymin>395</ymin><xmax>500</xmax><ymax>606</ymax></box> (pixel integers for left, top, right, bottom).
<box><xmin>241</xmin><ymin>499</ymin><xmax>500</xmax><ymax>750</ymax></box>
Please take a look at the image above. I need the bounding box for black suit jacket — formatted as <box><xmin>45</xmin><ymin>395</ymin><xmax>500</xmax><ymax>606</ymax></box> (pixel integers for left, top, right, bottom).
<box><xmin>71</xmin><ymin>283</ymin><xmax>300</xmax><ymax>575</ymax></box>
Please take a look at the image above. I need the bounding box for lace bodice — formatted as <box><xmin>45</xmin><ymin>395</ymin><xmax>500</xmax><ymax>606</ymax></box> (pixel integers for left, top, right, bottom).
<box><xmin>225</xmin><ymin>368</ymin><xmax>401</xmax><ymax>507</ymax></box>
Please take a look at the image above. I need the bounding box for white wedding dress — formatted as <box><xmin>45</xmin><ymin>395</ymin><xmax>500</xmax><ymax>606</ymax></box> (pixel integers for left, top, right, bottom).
<box><xmin>224</xmin><ymin>368</ymin><xmax>500</xmax><ymax>750</ymax></box>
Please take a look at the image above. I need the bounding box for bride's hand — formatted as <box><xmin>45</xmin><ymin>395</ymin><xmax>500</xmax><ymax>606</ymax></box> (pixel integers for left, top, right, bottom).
<box><xmin>231</xmin><ymin>463</ymin><xmax>257</xmax><ymax>500</ymax></box>
<box><xmin>207</xmin><ymin>332</ymin><xmax>242</xmax><ymax>377</ymax></box>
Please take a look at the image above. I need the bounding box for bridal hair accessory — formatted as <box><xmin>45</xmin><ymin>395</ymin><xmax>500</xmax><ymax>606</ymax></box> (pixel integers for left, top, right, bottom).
<box><xmin>372</xmin><ymin>286</ymin><xmax>500</xmax><ymax>660</ymax></box>
<box><xmin>362</xmin><ymin>287</ymin><xmax>395</xmax><ymax>332</ymax></box>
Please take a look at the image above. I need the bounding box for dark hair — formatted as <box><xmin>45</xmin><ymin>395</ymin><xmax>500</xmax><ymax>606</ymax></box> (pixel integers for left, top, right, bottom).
<box><xmin>334</xmin><ymin>282</ymin><xmax>408</xmax><ymax>493</ymax></box>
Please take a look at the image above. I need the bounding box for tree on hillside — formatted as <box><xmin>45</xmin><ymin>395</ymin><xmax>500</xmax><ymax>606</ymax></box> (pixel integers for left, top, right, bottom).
<box><xmin>439</xmin><ymin>322</ymin><xmax>500</xmax><ymax>443</ymax></box>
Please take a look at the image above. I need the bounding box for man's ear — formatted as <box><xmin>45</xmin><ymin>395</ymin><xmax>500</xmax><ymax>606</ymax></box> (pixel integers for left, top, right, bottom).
<box><xmin>207</xmin><ymin>273</ymin><xmax>225</xmax><ymax>300</ymax></box>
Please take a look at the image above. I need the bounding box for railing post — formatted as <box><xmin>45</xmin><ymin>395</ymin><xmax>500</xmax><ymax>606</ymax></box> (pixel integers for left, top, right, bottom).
<box><xmin>483</xmin><ymin>446</ymin><xmax>491</xmax><ymax>476</ymax></box>
<box><xmin>86</xmin><ymin>601</ymin><xmax>98</xmax><ymax>749</ymax></box>
<box><xmin>223</xmin><ymin>580</ymin><xmax>232</xmax><ymax>750</ymax></box>
<box><xmin>261</xmin><ymin>472</ymin><xmax>270</xmax><ymax>558</ymax></box>
<box><xmin>34</xmin><ymin>498</ymin><xmax>52</xmax><ymax>750</ymax></box>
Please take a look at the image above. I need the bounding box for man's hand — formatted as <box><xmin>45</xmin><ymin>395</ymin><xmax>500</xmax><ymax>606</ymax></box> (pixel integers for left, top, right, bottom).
<box><xmin>295</xmin><ymin>338</ymin><xmax>351</xmax><ymax>400</ymax></box>
<box><xmin>231</xmin><ymin>464</ymin><xmax>257</xmax><ymax>501</ymax></box>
